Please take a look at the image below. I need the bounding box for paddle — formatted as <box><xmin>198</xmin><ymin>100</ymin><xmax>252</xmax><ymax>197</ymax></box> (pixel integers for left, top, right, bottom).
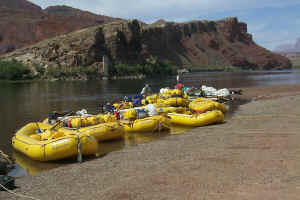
<box><xmin>49</xmin><ymin>111</ymin><xmax>74</xmax><ymax>131</ymax></box>
<box><xmin>38</xmin><ymin>111</ymin><xmax>74</xmax><ymax>141</ymax></box>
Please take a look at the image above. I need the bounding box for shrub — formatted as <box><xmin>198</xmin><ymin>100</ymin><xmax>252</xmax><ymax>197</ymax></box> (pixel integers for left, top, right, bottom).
<box><xmin>81</xmin><ymin>65</ymin><xmax>98</xmax><ymax>75</ymax></box>
<box><xmin>114</xmin><ymin>63</ymin><xmax>141</xmax><ymax>76</ymax></box>
<box><xmin>45</xmin><ymin>65</ymin><xmax>99</xmax><ymax>79</ymax></box>
<box><xmin>0</xmin><ymin>59</ymin><xmax>31</xmax><ymax>80</ymax></box>
<box><xmin>112</xmin><ymin>57</ymin><xmax>176</xmax><ymax>77</ymax></box>
<box><xmin>46</xmin><ymin>67</ymin><xmax>64</xmax><ymax>78</ymax></box>
<box><xmin>34</xmin><ymin>63</ymin><xmax>45</xmax><ymax>75</ymax></box>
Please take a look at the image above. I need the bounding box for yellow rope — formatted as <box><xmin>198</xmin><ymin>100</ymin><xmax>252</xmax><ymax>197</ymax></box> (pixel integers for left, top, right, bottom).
<box><xmin>0</xmin><ymin>183</ymin><xmax>41</xmax><ymax>200</ymax></box>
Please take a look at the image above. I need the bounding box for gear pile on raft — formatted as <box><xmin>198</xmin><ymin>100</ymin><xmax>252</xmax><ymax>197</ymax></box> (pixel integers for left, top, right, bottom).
<box><xmin>11</xmin><ymin>83</ymin><xmax>242</xmax><ymax>162</ymax></box>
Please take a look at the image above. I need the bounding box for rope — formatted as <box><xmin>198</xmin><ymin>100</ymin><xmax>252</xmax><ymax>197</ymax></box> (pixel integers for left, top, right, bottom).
<box><xmin>0</xmin><ymin>183</ymin><xmax>41</xmax><ymax>200</ymax></box>
<box><xmin>66</xmin><ymin>132</ymin><xmax>87</xmax><ymax>163</ymax></box>
<box><xmin>76</xmin><ymin>133</ymin><xmax>82</xmax><ymax>163</ymax></box>
<box><xmin>158</xmin><ymin>120</ymin><xmax>162</xmax><ymax>133</ymax></box>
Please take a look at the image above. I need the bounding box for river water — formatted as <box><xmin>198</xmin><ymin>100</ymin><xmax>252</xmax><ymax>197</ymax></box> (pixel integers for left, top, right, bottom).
<box><xmin>1</xmin><ymin>70</ymin><xmax>300</xmax><ymax>175</ymax></box>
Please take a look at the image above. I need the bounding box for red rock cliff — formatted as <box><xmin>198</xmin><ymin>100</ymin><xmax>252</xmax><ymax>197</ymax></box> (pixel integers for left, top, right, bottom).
<box><xmin>0</xmin><ymin>0</ymin><xmax>117</xmax><ymax>54</ymax></box>
<box><xmin>1</xmin><ymin>18</ymin><xmax>291</xmax><ymax>71</ymax></box>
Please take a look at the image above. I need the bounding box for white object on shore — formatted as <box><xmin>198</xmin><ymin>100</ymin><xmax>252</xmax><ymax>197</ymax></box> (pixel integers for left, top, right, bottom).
<box><xmin>201</xmin><ymin>85</ymin><xmax>230</xmax><ymax>97</ymax></box>
<box><xmin>160</xmin><ymin>88</ymin><xmax>169</xmax><ymax>94</ymax></box>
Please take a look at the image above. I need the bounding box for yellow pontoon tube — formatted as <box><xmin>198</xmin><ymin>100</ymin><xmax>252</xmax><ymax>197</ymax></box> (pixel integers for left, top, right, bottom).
<box><xmin>189</xmin><ymin>98</ymin><xmax>227</xmax><ymax>113</ymax></box>
<box><xmin>43</xmin><ymin>115</ymin><xmax>123</xmax><ymax>142</ymax></box>
<box><xmin>167</xmin><ymin>110</ymin><xmax>224</xmax><ymax>127</ymax></box>
<box><xmin>121</xmin><ymin>115</ymin><xmax>171</xmax><ymax>133</ymax></box>
<box><xmin>67</xmin><ymin>122</ymin><xmax>124</xmax><ymax>142</ymax></box>
<box><xmin>12</xmin><ymin>122</ymin><xmax>98</xmax><ymax>161</ymax></box>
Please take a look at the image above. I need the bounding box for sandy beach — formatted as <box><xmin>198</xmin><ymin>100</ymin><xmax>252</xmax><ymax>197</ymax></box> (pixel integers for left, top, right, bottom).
<box><xmin>1</xmin><ymin>84</ymin><xmax>300</xmax><ymax>200</ymax></box>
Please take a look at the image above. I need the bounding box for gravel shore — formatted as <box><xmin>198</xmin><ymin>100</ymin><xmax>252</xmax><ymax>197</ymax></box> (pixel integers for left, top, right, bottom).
<box><xmin>1</xmin><ymin>84</ymin><xmax>300</xmax><ymax>200</ymax></box>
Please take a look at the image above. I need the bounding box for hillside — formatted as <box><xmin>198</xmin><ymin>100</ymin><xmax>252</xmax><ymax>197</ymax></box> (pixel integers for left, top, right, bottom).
<box><xmin>1</xmin><ymin>17</ymin><xmax>291</xmax><ymax>76</ymax></box>
<box><xmin>0</xmin><ymin>0</ymin><xmax>117</xmax><ymax>54</ymax></box>
<box><xmin>0</xmin><ymin>0</ymin><xmax>42</xmax><ymax>13</ymax></box>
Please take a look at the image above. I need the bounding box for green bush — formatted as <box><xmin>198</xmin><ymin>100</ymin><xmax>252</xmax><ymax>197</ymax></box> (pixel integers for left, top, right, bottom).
<box><xmin>114</xmin><ymin>63</ymin><xmax>143</xmax><ymax>76</ymax></box>
<box><xmin>0</xmin><ymin>59</ymin><xmax>31</xmax><ymax>80</ymax></box>
<box><xmin>46</xmin><ymin>67</ymin><xmax>64</xmax><ymax>78</ymax></box>
<box><xmin>45</xmin><ymin>65</ymin><xmax>99</xmax><ymax>79</ymax></box>
<box><xmin>189</xmin><ymin>65</ymin><xmax>241</xmax><ymax>72</ymax></box>
<box><xmin>81</xmin><ymin>65</ymin><xmax>98</xmax><ymax>75</ymax></box>
<box><xmin>112</xmin><ymin>58</ymin><xmax>176</xmax><ymax>76</ymax></box>
<box><xmin>34</xmin><ymin>63</ymin><xmax>45</xmax><ymax>75</ymax></box>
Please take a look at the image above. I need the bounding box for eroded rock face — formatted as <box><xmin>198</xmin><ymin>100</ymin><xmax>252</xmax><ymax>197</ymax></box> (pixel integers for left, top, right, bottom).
<box><xmin>1</xmin><ymin>18</ymin><xmax>291</xmax><ymax>72</ymax></box>
<box><xmin>0</xmin><ymin>0</ymin><xmax>42</xmax><ymax>13</ymax></box>
<box><xmin>0</xmin><ymin>1</ymin><xmax>117</xmax><ymax>54</ymax></box>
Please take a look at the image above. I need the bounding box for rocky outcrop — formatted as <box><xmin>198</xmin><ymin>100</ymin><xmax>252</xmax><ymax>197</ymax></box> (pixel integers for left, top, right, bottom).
<box><xmin>1</xmin><ymin>18</ymin><xmax>291</xmax><ymax>72</ymax></box>
<box><xmin>0</xmin><ymin>0</ymin><xmax>117</xmax><ymax>54</ymax></box>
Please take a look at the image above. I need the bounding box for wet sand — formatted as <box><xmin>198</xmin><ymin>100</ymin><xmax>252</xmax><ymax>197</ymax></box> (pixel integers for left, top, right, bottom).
<box><xmin>1</xmin><ymin>84</ymin><xmax>300</xmax><ymax>200</ymax></box>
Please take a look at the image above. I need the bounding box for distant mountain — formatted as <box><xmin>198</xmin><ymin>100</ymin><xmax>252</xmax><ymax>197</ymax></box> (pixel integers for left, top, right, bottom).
<box><xmin>274</xmin><ymin>38</ymin><xmax>300</xmax><ymax>52</ymax></box>
<box><xmin>0</xmin><ymin>0</ymin><xmax>117</xmax><ymax>54</ymax></box>
<box><xmin>0</xmin><ymin>0</ymin><xmax>42</xmax><ymax>13</ymax></box>
<box><xmin>2</xmin><ymin>17</ymin><xmax>291</xmax><ymax>72</ymax></box>
<box><xmin>43</xmin><ymin>5</ymin><xmax>116</xmax><ymax>23</ymax></box>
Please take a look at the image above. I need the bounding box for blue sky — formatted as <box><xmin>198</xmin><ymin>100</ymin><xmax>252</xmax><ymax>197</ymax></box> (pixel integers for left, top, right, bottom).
<box><xmin>29</xmin><ymin>0</ymin><xmax>300</xmax><ymax>51</ymax></box>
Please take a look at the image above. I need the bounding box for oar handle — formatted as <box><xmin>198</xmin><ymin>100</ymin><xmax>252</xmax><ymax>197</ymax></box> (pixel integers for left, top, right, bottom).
<box><xmin>50</xmin><ymin>111</ymin><xmax>73</xmax><ymax>130</ymax></box>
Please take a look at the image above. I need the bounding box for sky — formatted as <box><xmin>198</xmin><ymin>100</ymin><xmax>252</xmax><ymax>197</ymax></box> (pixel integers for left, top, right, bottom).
<box><xmin>29</xmin><ymin>0</ymin><xmax>300</xmax><ymax>51</ymax></box>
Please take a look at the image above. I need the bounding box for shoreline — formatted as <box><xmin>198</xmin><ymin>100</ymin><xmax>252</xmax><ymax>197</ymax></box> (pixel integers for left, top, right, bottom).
<box><xmin>1</xmin><ymin>84</ymin><xmax>300</xmax><ymax>199</ymax></box>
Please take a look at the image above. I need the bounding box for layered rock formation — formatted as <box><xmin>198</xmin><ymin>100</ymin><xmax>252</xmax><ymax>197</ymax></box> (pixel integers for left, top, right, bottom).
<box><xmin>0</xmin><ymin>0</ymin><xmax>117</xmax><ymax>54</ymax></box>
<box><xmin>1</xmin><ymin>17</ymin><xmax>291</xmax><ymax>72</ymax></box>
<box><xmin>0</xmin><ymin>0</ymin><xmax>42</xmax><ymax>13</ymax></box>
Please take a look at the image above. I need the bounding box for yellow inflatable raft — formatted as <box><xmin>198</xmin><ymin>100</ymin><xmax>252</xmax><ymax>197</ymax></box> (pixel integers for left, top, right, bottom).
<box><xmin>70</xmin><ymin>122</ymin><xmax>124</xmax><ymax>142</ymax></box>
<box><xmin>163</xmin><ymin>97</ymin><xmax>189</xmax><ymax>107</ymax></box>
<box><xmin>43</xmin><ymin>114</ymin><xmax>122</xmax><ymax>142</ymax></box>
<box><xmin>189</xmin><ymin>98</ymin><xmax>227</xmax><ymax>113</ymax></box>
<box><xmin>160</xmin><ymin>89</ymin><xmax>186</xmax><ymax>98</ymax></box>
<box><xmin>113</xmin><ymin>102</ymin><xmax>133</xmax><ymax>110</ymax></box>
<box><xmin>167</xmin><ymin>110</ymin><xmax>224</xmax><ymax>127</ymax></box>
<box><xmin>12</xmin><ymin>122</ymin><xmax>98</xmax><ymax>161</ymax></box>
<box><xmin>121</xmin><ymin>115</ymin><xmax>171</xmax><ymax>133</ymax></box>
<box><xmin>156</xmin><ymin>106</ymin><xmax>186</xmax><ymax>114</ymax></box>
